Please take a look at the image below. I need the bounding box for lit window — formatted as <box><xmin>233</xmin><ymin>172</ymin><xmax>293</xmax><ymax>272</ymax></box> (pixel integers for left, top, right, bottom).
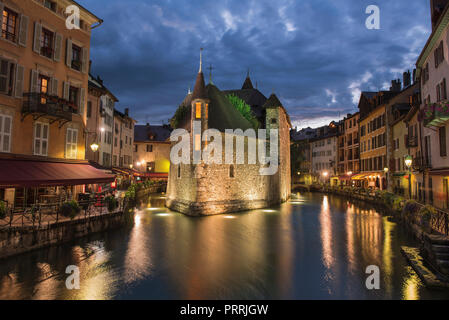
<box><xmin>205</xmin><ymin>103</ymin><xmax>208</xmax><ymax>119</ymax></box>
<box><xmin>1</xmin><ymin>8</ymin><xmax>18</xmax><ymax>42</ymax></box>
<box><xmin>195</xmin><ymin>102</ymin><xmax>201</xmax><ymax>119</ymax></box>
<box><xmin>34</xmin><ymin>122</ymin><xmax>49</xmax><ymax>156</ymax></box>
<box><xmin>66</xmin><ymin>128</ymin><xmax>78</xmax><ymax>159</ymax></box>
<box><xmin>194</xmin><ymin>134</ymin><xmax>201</xmax><ymax>151</ymax></box>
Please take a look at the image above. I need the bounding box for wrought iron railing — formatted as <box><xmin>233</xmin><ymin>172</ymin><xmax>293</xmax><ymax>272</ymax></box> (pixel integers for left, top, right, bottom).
<box><xmin>22</xmin><ymin>93</ymin><xmax>77</xmax><ymax>121</ymax></box>
<box><xmin>0</xmin><ymin>197</ymin><xmax>129</xmax><ymax>231</ymax></box>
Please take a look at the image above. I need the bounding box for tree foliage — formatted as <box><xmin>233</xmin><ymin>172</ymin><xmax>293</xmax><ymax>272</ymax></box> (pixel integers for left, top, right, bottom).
<box><xmin>226</xmin><ymin>94</ymin><xmax>260</xmax><ymax>130</ymax></box>
<box><xmin>170</xmin><ymin>104</ymin><xmax>189</xmax><ymax>129</ymax></box>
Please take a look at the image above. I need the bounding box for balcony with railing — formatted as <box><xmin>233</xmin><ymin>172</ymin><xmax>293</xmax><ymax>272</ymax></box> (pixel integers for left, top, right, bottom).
<box><xmin>407</xmin><ymin>136</ymin><xmax>418</xmax><ymax>148</ymax></box>
<box><xmin>22</xmin><ymin>93</ymin><xmax>77</xmax><ymax>123</ymax></box>
<box><xmin>422</xmin><ymin>102</ymin><xmax>449</xmax><ymax>128</ymax></box>
<box><xmin>413</xmin><ymin>155</ymin><xmax>432</xmax><ymax>171</ymax></box>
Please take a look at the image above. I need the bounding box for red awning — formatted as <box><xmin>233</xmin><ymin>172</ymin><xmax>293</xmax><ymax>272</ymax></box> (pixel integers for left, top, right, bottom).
<box><xmin>0</xmin><ymin>159</ymin><xmax>115</xmax><ymax>187</ymax></box>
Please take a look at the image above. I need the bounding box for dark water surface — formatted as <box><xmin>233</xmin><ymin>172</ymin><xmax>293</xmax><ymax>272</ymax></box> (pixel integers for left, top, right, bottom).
<box><xmin>1</xmin><ymin>193</ymin><xmax>449</xmax><ymax>300</ymax></box>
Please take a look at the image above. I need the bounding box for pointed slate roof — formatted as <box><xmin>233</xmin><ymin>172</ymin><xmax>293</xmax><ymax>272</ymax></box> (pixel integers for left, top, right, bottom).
<box><xmin>242</xmin><ymin>76</ymin><xmax>254</xmax><ymax>90</ymax></box>
<box><xmin>263</xmin><ymin>93</ymin><xmax>283</xmax><ymax>109</ymax></box>
<box><xmin>191</xmin><ymin>72</ymin><xmax>208</xmax><ymax>100</ymax></box>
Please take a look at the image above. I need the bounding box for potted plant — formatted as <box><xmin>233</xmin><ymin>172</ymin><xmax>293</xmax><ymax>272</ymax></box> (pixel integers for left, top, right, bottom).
<box><xmin>60</xmin><ymin>200</ymin><xmax>81</xmax><ymax>220</ymax></box>
<box><xmin>105</xmin><ymin>196</ymin><xmax>118</xmax><ymax>213</ymax></box>
<box><xmin>0</xmin><ymin>201</ymin><xmax>6</xmax><ymax>219</ymax></box>
<box><xmin>419</xmin><ymin>205</ymin><xmax>436</xmax><ymax>234</ymax></box>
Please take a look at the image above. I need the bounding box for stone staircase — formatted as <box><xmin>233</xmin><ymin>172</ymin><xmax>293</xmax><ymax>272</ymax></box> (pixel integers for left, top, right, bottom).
<box><xmin>422</xmin><ymin>234</ymin><xmax>449</xmax><ymax>276</ymax></box>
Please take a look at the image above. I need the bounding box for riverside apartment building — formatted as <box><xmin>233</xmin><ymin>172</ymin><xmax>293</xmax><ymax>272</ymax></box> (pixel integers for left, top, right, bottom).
<box><xmin>0</xmin><ymin>0</ymin><xmax>113</xmax><ymax>206</ymax></box>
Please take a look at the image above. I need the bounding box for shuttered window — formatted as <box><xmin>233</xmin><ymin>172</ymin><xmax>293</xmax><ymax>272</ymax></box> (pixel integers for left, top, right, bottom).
<box><xmin>440</xmin><ymin>126</ymin><xmax>447</xmax><ymax>157</ymax></box>
<box><xmin>34</xmin><ymin>122</ymin><xmax>49</xmax><ymax>156</ymax></box>
<box><xmin>66</xmin><ymin>128</ymin><xmax>78</xmax><ymax>159</ymax></box>
<box><xmin>0</xmin><ymin>114</ymin><xmax>12</xmax><ymax>153</ymax></box>
<box><xmin>2</xmin><ymin>7</ymin><xmax>18</xmax><ymax>42</ymax></box>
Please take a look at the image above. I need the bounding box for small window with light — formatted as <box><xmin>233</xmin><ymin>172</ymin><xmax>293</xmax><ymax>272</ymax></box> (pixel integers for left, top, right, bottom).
<box><xmin>195</xmin><ymin>102</ymin><xmax>201</xmax><ymax>119</ymax></box>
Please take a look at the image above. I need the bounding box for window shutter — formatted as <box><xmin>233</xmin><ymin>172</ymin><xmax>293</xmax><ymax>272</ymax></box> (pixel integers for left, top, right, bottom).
<box><xmin>63</xmin><ymin>82</ymin><xmax>69</xmax><ymax>100</ymax></box>
<box><xmin>81</xmin><ymin>48</ymin><xmax>88</xmax><ymax>73</ymax></box>
<box><xmin>33</xmin><ymin>22</ymin><xmax>42</xmax><ymax>54</ymax></box>
<box><xmin>52</xmin><ymin>78</ymin><xmax>59</xmax><ymax>96</ymax></box>
<box><xmin>54</xmin><ymin>33</ymin><xmax>62</xmax><ymax>62</ymax></box>
<box><xmin>0</xmin><ymin>59</ymin><xmax>8</xmax><ymax>94</ymax></box>
<box><xmin>30</xmin><ymin>69</ymin><xmax>39</xmax><ymax>93</ymax></box>
<box><xmin>18</xmin><ymin>15</ymin><xmax>29</xmax><ymax>47</ymax></box>
<box><xmin>444</xmin><ymin>78</ymin><xmax>447</xmax><ymax>100</ymax></box>
<box><xmin>79</xmin><ymin>87</ymin><xmax>86</xmax><ymax>114</ymax></box>
<box><xmin>14</xmin><ymin>64</ymin><xmax>24</xmax><ymax>98</ymax></box>
<box><xmin>66</xmin><ymin>39</ymin><xmax>72</xmax><ymax>67</ymax></box>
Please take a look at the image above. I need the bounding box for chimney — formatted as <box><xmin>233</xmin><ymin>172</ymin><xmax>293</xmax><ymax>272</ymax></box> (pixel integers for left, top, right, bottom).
<box><xmin>431</xmin><ymin>0</ymin><xmax>449</xmax><ymax>31</ymax></box>
<box><xmin>390</xmin><ymin>79</ymin><xmax>401</xmax><ymax>92</ymax></box>
<box><xmin>412</xmin><ymin>69</ymin><xmax>417</xmax><ymax>84</ymax></box>
<box><xmin>403</xmin><ymin>71</ymin><xmax>411</xmax><ymax>88</ymax></box>
<box><xmin>125</xmin><ymin>108</ymin><xmax>129</xmax><ymax>116</ymax></box>
<box><xmin>146</xmin><ymin>123</ymin><xmax>150</xmax><ymax>127</ymax></box>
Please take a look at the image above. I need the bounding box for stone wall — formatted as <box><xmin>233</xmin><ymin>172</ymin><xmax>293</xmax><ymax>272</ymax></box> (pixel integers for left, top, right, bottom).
<box><xmin>166</xmin><ymin>105</ymin><xmax>292</xmax><ymax>216</ymax></box>
<box><xmin>0</xmin><ymin>211</ymin><xmax>131</xmax><ymax>260</ymax></box>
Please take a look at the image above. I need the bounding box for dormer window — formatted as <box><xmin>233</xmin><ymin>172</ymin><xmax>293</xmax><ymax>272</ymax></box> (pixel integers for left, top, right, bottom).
<box><xmin>195</xmin><ymin>102</ymin><xmax>201</xmax><ymax>119</ymax></box>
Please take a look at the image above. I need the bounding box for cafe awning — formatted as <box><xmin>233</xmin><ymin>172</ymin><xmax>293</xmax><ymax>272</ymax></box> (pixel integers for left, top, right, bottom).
<box><xmin>0</xmin><ymin>159</ymin><xmax>115</xmax><ymax>188</ymax></box>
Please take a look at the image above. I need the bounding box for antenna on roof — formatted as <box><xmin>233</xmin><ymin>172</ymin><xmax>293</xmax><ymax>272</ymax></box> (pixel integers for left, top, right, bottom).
<box><xmin>188</xmin><ymin>87</ymin><xmax>191</xmax><ymax>94</ymax></box>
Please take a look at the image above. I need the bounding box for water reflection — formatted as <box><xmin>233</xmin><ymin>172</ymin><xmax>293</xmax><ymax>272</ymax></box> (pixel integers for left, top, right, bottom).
<box><xmin>0</xmin><ymin>193</ymin><xmax>448</xmax><ymax>300</ymax></box>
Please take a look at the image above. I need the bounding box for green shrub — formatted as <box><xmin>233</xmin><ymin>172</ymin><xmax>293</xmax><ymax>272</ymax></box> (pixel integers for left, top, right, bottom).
<box><xmin>419</xmin><ymin>205</ymin><xmax>436</xmax><ymax>230</ymax></box>
<box><xmin>105</xmin><ymin>196</ymin><xmax>118</xmax><ymax>213</ymax></box>
<box><xmin>226</xmin><ymin>94</ymin><xmax>260</xmax><ymax>130</ymax></box>
<box><xmin>392</xmin><ymin>196</ymin><xmax>405</xmax><ymax>213</ymax></box>
<box><xmin>0</xmin><ymin>201</ymin><xmax>6</xmax><ymax>219</ymax></box>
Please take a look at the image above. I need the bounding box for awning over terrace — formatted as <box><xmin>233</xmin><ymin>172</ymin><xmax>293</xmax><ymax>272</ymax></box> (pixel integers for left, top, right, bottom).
<box><xmin>0</xmin><ymin>159</ymin><xmax>115</xmax><ymax>188</ymax></box>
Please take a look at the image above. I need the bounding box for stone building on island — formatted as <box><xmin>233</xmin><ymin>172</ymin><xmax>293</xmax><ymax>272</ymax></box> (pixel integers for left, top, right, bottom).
<box><xmin>166</xmin><ymin>58</ymin><xmax>292</xmax><ymax>216</ymax></box>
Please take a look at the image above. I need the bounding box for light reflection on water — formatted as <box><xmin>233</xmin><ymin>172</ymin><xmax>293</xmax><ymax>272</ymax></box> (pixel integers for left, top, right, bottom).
<box><xmin>0</xmin><ymin>193</ymin><xmax>448</xmax><ymax>300</ymax></box>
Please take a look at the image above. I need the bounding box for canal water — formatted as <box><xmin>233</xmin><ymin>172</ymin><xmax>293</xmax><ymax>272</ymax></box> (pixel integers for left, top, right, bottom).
<box><xmin>1</xmin><ymin>192</ymin><xmax>449</xmax><ymax>300</ymax></box>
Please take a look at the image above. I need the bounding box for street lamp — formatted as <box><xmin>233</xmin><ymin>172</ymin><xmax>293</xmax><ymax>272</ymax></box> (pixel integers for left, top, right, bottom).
<box><xmin>405</xmin><ymin>155</ymin><xmax>413</xmax><ymax>199</ymax></box>
<box><xmin>90</xmin><ymin>143</ymin><xmax>99</xmax><ymax>152</ymax></box>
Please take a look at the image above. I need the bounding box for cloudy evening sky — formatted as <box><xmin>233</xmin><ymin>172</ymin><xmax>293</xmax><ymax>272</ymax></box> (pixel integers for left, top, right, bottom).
<box><xmin>78</xmin><ymin>0</ymin><xmax>431</xmax><ymax>129</ymax></box>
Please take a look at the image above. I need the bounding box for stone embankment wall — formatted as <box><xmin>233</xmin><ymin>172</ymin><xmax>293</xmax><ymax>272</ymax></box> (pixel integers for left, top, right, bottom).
<box><xmin>0</xmin><ymin>212</ymin><xmax>131</xmax><ymax>260</ymax></box>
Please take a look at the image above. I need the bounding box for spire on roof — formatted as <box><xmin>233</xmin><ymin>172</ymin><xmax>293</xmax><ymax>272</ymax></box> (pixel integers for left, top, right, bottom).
<box><xmin>199</xmin><ymin>48</ymin><xmax>203</xmax><ymax>73</ymax></box>
<box><xmin>263</xmin><ymin>93</ymin><xmax>283</xmax><ymax>109</ymax></box>
<box><xmin>242</xmin><ymin>69</ymin><xmax>254</xmax><ymax>90</ymax></box>
<box><xmin>191</xmin><ymin>48</ymin><xmax>208</xmax><ymax>100</ymax></box>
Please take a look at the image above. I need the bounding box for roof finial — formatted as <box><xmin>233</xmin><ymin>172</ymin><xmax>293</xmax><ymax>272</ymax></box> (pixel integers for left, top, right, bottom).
<box><xmin>188</xmin><ymin>87</ymin><xmax>191</xmax><ymax>94</ymax></box>
<box><xmin>208</xmin><ymin>64</ymin><xmax>214</xmax><ymax>84</ymax></box>
<box><xmin>247</xmin><ymin>68</ymin><xmax>250</xmax><ymax>78</ymax></box>
<box><xmin>199</xmin><ymin>48</ymin><xmax>204</xmax><ymax>73</ymax></box>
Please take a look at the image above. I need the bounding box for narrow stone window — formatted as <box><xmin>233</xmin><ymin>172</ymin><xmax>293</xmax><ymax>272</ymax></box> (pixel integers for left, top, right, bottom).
<box><xmin>195</xmin><ymin>102</ymin><xmax>201</xmax><ymax>119</ymax></box>
<box><xmin>271</xmin><ymin>118</ymin><xmax>277</xmax><ymax>124</ymax></box>
<box><xmin>229</xmin><ymin>165</ymin><xmax>235</xmax><ymax>178</ymax></box>
<box><xmin>177</xmin><ymin>165</ymin><xmax>181</xmax><ymax>178</ymax></box>
<box><xmin>205</xmin><ymin>103</ymin><xmax>209</xmax><ymax>119</ymax></box>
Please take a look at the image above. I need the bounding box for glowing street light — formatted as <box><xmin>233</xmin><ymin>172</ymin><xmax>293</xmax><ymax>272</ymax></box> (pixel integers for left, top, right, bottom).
<box><xmin>405</xmin><ymin>155</ymin><xmax>413</xmax><ymax>199</ymax></box>
<box><xmin>90</xmin><ymin>143</ymin><xmax>99</xmax><ymax>152</ymax></box>
<box><xmin>384</xmin><ymin>167</ymin><xmax>389</xmax><ymax>173</ymax></box>
<box><xmin>347</xmin><ymin>171</ymin><xmax>353</xmax><ymax>176</ymax></box>
<box><xmin>405</xmin><ymin>155</ymin><xmax>413</xmax><ymax>168</ymax></box>
<box><xmin>322</xmin><ymin>171</ymin><xmax>329</xmax><ymax>177</ymax></box>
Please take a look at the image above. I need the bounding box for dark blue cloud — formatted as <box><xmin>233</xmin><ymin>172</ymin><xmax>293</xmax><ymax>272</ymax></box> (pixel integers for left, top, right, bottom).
<box><xmin>77</xmin><ymin>0</ymin><xmax>430</xmax><ymax>128</ymax></box>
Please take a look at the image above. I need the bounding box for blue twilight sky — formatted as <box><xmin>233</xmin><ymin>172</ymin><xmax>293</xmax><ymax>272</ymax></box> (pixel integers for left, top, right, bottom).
<box><xmin>77</xmin><ymin>0</ymin><xmax>431</xmax><ymax>129</ymax></box>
